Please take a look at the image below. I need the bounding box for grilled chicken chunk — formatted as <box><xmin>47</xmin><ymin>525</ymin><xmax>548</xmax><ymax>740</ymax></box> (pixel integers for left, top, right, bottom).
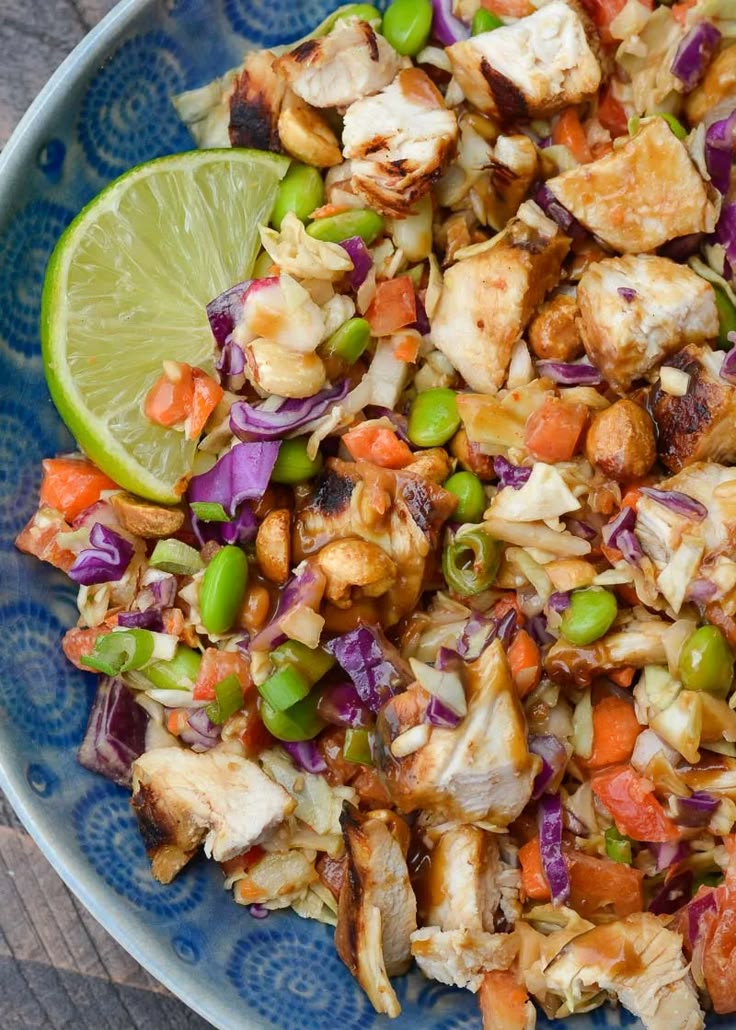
<box><xmin>545</xmin><ymin>119</ymin><xmax>717</xmax><ymax>253</ymax></box>
<box><xmin>650</xmin><ymin>345</ymin><xmax>736</xmax><ymax>472</ymax></box>
<box><xmin>431</xmin><ymin>216</ymin><xmax>569</xmax><ymax>393</ymax></box>
<box><xmin>294</xmin><ymin>458</ymin><xmax>457</xmax><ymax>625</ymax></box>
<box><xmin>422</xmin><ymin>825</ymin><xmax>505</xmax><ymax>932</ymax></box>
<box><xmin>131</xmin><ymin>748</ymin><xmax>294</xmax><ymax>883</ymax></box>
<box><xmin>377</xmin><ymin>640</ymin><xmax>538</xmax><ymax>823</ymax></box>
<box><xmin>546</xmin><ymin>618</ymin><xmax>670</xmax><ymax>686</ymax></box>
<box><xmin>342</xmin><ymin>68</ymin><xmax>458</xmax><ymax>216</ymax></box>
<box><xmin>480</xmin><ymin>134</ymin><xmax>540</xmax><ymax>231</ymax></box>
<box><xmin>411</xmin><ymin>926</ymin><xmax>518</xmax><ymax>992</ymax></box>
<box><xmin>229</xmin><ymin>49</ymin><xmax>286</xmax><ymax>150</ymax></box>
<box><xmin>577</xmin><ymin>255</ymin><xmax>718</xmax><ymax>392</ymax></box>
<box><xmin>542</xmin><ymin>914</ymin><xmax>704</xmax><ymax>1030</ymax></box>
<box><xmin>448</xmin><ymin>1</ymin><xmax>601</xmax><ymax>122</ymax></box>
<box><xmin>276</xmin><ymin>18</ymin><xmax>403</xmax><ymax>109</ymax></box>
<box><xmin>336</xmin><ymin>807</ymin><xmax>417</xmax><ymax>1017</ymax></box>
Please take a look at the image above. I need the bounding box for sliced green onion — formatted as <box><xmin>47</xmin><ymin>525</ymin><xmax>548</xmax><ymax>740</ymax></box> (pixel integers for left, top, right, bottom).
<box><xmin>190</xmin><ymin>502</ymin><xmax>231</xmax><ymax>523</ymax></box>
<box><xmin>472</xmin><ymin>8</ymin><xmax>503</xmax><ymax>33</ymax></box>
<box><xmin>270</xmin><ymin>640</ymin><xmax>336</xmax><ymax>686</ymax></box>
<box><xmin>81</xmin><ymin>629</ymin><xmax>155</xmax><ymax>677</ymax></box>
<box><xmin>604</xmin><ymin>826</ymin><xmax>632</xmax><ymax>864</ymax></box>
<box><xmin>258</xmin><ymin>666</ymin><xmax>311</xmax><ymax>711</ymax></box>
<box><xmin>628</xmin><ymin>116</ymin><xmax>640</xmax><ymax>137</ymax></box>
<box><xmin>442</xmin><ymin>528</ymin><xmax>501</xmax><ymax>596</ymax></box>
<box><xmin>715</xmin><ymin>285</ymin><xmax>736</xmax><ymax>348</ymax></box>
<box><xmin>150</xmin><ymin>538</ymin><xmax>204</xmax><ymax>575</ymax></box>
<box><xmin>142</xmin><ymin>645</ymin><xmax>201</xmax><ymax>690</ymax></box>
<box><xmin>657</xmin><ymin>113</ymin><xmax>688</xmax><ymax>140</ymax></box>
<box><xmin>343</xmin><ymin>727</ymin><xmax>374</xmax><ymax>765</ymax></box>
<box><xmin>321</xmin><ymin>318</ymin><xmax>371</xmax><ymax>365</ymax></box>
<box><xmin>260</xmin><ymin>691</ymin><xmax>326</xmax><ymax>741</ymax></box>
<box><xmin>405</xmin><ymin>263</ymin><xmax>424</xmax><ymax>287</ymax></box>
<box><xmin>205</xmin><ymin>673</ymin><xmax>244</xmax><ymax>725</ymax></box>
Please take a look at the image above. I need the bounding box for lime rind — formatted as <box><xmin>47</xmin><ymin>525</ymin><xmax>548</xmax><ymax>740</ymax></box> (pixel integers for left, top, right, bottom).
<box><xmin>42</xmin><ymin>148</ymin><xmax>289</xmax><ymax>503</ymax></box>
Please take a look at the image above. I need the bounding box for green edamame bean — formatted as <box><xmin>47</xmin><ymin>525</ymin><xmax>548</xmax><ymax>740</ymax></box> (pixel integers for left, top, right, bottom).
<box><xmin>715</xmin><ymin>286</ymin><xmax>736</xmax><ymax>348</ymax></box>
<box><xmin>382</xmin><ymin>0</ymin><xmax>433</xmax><ymax>56</ymax></box>
<box><xmin>271</xmin><ymin>164</ymin><xmax>325</xmax><ymax>231</ymax></box>
<box><xmin>307</xmin><ymin>209</ymin><xmax>384</xmax><ymax>245</ymax></box>
<box><xmin>200</xmin><ymin>545</ymin><xmax>249</xmax><ymax>635</ymax></box>
<box><xmin>333</xmin><ymin>3</ymin><xmax>382</xmax><ymax>28</ymax></box>
<box><xmin>408</xmin><ymin>388</ymin><xmax>460</xmax><ymax>447</ymax></box>
<box><xmin>472</xmin><ymin>8</ymin><xmax>503</xmax><ymax>33</ymax></box>
<box><xmin>271</xmin><ymin>437</ymin><xmax>323</xmax><ymax>484</ymax></box>
<box><xmin>322</xmin><ymin>317</ymin><xmax>371</xmax><ymax>364</ymax></box>
<box><xmin>560</xmin><ymin>587</ymin><xmax>618</xmax><ymax>646</ymax></box>
<box><xmin>679</xmin><ymin>625</ymin><xmax>734</xmax><ymax>696</ymax></box>
<box><xmin>443</xmin><ymin>471</ymin><xmax>486</xmax><ymax>523</ymax></box>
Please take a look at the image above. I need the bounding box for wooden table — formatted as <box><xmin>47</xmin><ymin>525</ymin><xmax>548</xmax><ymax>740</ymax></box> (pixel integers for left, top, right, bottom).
<box><xmin>0</xmin><ymin>2</ymin><xmax>212</xmax><ymax>1026</ymax></box>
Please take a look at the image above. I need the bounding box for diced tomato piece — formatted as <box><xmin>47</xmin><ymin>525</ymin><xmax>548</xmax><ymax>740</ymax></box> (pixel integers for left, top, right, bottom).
<box><xmin>317</xmin><ymin>853</ymin><xmax>347</xmax><ymax>901</ymax></box>
<box><xmin>567</xmin><ymin>848</ymin><xmax>643</xmax><ymax>918</ymax></box>
<box><xmin>185</xmin><ymin>369</ymin><xmax>224</xmax><ymax>441</ymax></box>
<box><xmin>481</xmin><ymin>0</ymin><xmax>533</xmax><ymax>15</ymax></box>
<box><xmin>39</xmin><ymin>457</ymin><xmax>117</xmax><ymax>521</ymax></box>
<box><xmin>343</xmin><ymin>422</ymin><xmax>414</xmax><ymax>469</ymax></box>
<box><xmin>581</xmin><ymin>0</ymin><xmax>653</xmax><ymax>44</ymax></box>
<box><xmin>15</xmin><ymin>507</ymin><xmax>77</xmax><ymax>572</ymax></box>
<box><xmin>193</xmin><ymin>647</ymin><xmax>250</xmax><ymax>701</ymax></box>
<box><xmin>365</xmin><ymin>276</ymin><xmax>417</xmax><ymax>337</ymax></box>
<box><xmin>144</xmin><ymin>362</ymin><xmax>194</xmax><ymax>428</ymax></box>
<box><xmin>592</xmin><ymin>765</ymin><xmax>680</xmax><ymax>841</ymax></box>
<box><xmin>672</xmin><ymin>0</ymin><xmax>697</xmax><ymax>25</ymax></box>
<box><xmin>702</xmin><ymin>884</ymin><xmax>736</xmax><ymax>1013</ymax></box>
<box><xmin>597</xmin><ymin>86</ymin><xmax>629</xmax><ymax>137</ymax></box>
<box><xmin>524</xmin><ymin>397</ymin><xmax>588</xmax><ymax>463</ymax></box>
<box><xmin>585</xmin><ymin>696</ymin><xmax>642</xmax><ymax>769</ymax></box>
<box><xmin>479</xmin><ymin>969</ymin><xmax>531</xmax><ymax>1030</ymax></box>
<box><xmin>552</xmin><ymin>108</ymin><xmax>593</xmax><ymax>164</ymax></box>
<box><xmin>221</xmin><ymin>845</ymin><xmax>266</xmax><ymax>879</ymax></box>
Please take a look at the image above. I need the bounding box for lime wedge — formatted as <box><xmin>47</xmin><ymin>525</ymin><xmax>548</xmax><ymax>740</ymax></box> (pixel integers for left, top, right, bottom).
<box><xmin>41</xmin><ymin>149</ymin><xmax>290</xmax><ymax>503</ymax></box>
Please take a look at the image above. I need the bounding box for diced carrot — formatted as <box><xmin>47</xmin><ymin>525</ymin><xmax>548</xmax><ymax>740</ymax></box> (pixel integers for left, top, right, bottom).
<box><xmin>552</xmin><ymin>108</ymin><xmax>593</xmax><ymax>164</ymax></box>
<box><xmin>672</xmin><ymin>0</ymin><xmax>696</xmax><ymax>25</ymax></box>
<box><xmin>221</xmin><ymin>845</ymin><xmax>266</xmax><ymax>878</ymax></box>
<box><xmin>194</xmin><ymin>648</ymin><xmax>250</xmax><ymax>701</ymax></box>
<box><xmin>185</xmin><ymin>369</ymin><xmax>224</xmax><ymax>440</ymax></box>
<box><xmin>144</xmin><ymin>362</ymin><xmax>194</xmax><ymax>428</ymax></box>
<box><xmin>585</xmin><ymin>696</ymin><xmax>642</xmax><ymax>769</ymax></box>
<box><xmin>597</xmin><ymin>86</ymin><xmax>629</xmax><ymax>138</ymax></box>
<box><xmin>518</xmin><ymin>837</ymin><xmax>550</xmax><ymax>901</ymax></box>
<box><xmin>581</xmin><ymin>0</ymin><xmax>653</xmax><ymax>44</ymax></box>
<box><xmin>365</xmin><ymin>276</ymin><xmax>417</xmax><ymax>337</ymax></box>
<box><xmin>592</xmin><ymin>765</ymin><xmax>681</xmax><ymax>842</ymax></box>
<box><xmin>479</xmin><ymin>970</ymin><xmax>531</xmax><ymax>1030</ymax></box>
<box><xmin>493</xmin><ymin>594</ymin><xmax>524</xmax><ymax>624</ymax></box>
<box><xmin>166</xmin><ymin>709</ymin><xmax>191</xmax><ymax>736</ymax></box>
<box><xmin>507</xmin><ymin>629</ymin><xmax>541</xmax><ymax>698</ymax></box>
<box><xmin>162</xmin><ymin>608</ymin><xmax>185</xmax><ymax>638</ymax></box>
<box><xmin>609</xmin><ymin>666</ymin><xmax>635</xmax><ymax>688</ymax></box>
<box><xmin>309</xmin><ymin>203</ymin><xmax>351</xmax><ymax>220</ymax></box>
<box><xmin>620</xmin><ymin>487</ymin><xmax>642</xmax><ymax>510</ymax></box>
<box><xmin>393</xmin><ymin>333</ymin><xmax>421</xmax><ymax>363</ymax></box>
<box><xmin>39</xmin><ymin>457</ymin><xmax>118</xmax><ymax>521</ymax></box>
<box><xmin>343</xmin><ymin>423</ymin><xmax>414</xmax><ymax>469</ymax></box>
<box><xmin>524</xmin><ymin>397</ymin><xmax>588</xmax><ymax>463</ymax></box>
<box><xmin>481</xmin><ymin>0</ymin><xmax>533</xmax><ymax>15</ymax></box>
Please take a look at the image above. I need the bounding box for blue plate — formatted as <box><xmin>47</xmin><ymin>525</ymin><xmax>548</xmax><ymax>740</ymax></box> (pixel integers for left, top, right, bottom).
<box><xmin>0</xmin><ymin>2</ymin><xmax>722</xmax><ymax>1028</ymax></box>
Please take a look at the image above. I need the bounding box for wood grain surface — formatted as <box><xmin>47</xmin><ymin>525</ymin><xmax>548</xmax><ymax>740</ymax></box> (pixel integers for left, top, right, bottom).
<box><xmin>0</xmin><ymin>1</ymin><xmax>213</xmax><ymax>1025</ymax></box>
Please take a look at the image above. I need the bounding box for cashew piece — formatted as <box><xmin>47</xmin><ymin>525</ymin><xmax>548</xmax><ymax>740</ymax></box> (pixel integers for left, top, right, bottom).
<box><xmin>404</xmin><ymin>448</ymin><xmax>453</xmax><ymax>484</ymax></box>
<box><xmin>316</xmin><ymin>539</ymin><xmax>397</xmax><ymax>609</ymax></box>
<box><xmin>245</xmin><ymin>338</ymin><xmax>327</xmax><ymax>399</ymax></box>
<box><xmin>278</xmin><ymin>93</ymin><xmax>342</xmax><ymax>169</ymax></box>
<box><xmin>256</xmin><ymin>509</ymin><xmax>292</xmax><ymax>585</ymax></box>
<box><xmin>110</xmin><ymin>492</ymin><xmax>184</xmax><ymax>538</ymax></box>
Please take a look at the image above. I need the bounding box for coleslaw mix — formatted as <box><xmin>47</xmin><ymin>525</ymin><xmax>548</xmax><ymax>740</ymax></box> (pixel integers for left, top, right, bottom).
<box><xmin>16</xmin><ymin>0</ymin><xmax>736</xmax><ymax>1025</ymax></box>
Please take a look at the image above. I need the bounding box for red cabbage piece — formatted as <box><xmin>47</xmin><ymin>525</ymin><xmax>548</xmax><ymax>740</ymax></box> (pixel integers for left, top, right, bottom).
<box><xmin>688</xmin><ymin>578</ymin><xmax>718</xmax><ymax>603</ymax></box>
<box><xmin>529</xmin><ymin>735</ymin><xmax>568</xmax><ymax>799</ymax></box>
<box><xmin>191</xmin><ymin>504</ymin><xmax>257</xmax><ymax>549</ymax></box>
<box><xmin>603</xmin><ymin>507</ymin><xmax>643</xmax><ymax>564</ymax></box>
<box><xmin>317</xmin><ymin>682</ymin><xmax>373</xmax><ymax>728</ymax></box>
<box><xmin>688</xmin><ymin>889</ymin><xmax>717</xmax><ymax>944</ymax></box>
<box><xmin>538</xmin><ymin>793</ymin><xmax>570</xmax><ymax>904</ymax></box>
<box><xmin>716</xmin><ymin>202</ymin><xmax>736</xmax><ymax>273</ymax></box>
<box><xmin>494</xmin><ymin>456</ymin><xmax>531</xmax><ymax>489</ymax></box>
<box><xmin>148</xmin><ymin>573</ymin><xmax>178</xmax><ymax>608</ymax></box>
<box><xmin>206</xmin><ymin>279</ymin><xmax>253</xmax><ymax>346</ymax></box>
<box><xmin>527</xmin><ymin>613</ymin><xmax>554</xmax><ymax>648</ymax></box>
<box><xmin>548</xmin><ymin>591</ymin><xmax>570</xmax><ymax>613</ymax></box>
<box><xmin>282</xmin><ymin>740</ymin><xmax>328</xmax><ymax>773</ymax></box>
<box><xmin>671</xmin><ymin>22</ymin><xmax>721</xmax><ymax>92</ymax></box>
<box><xmin>340</xmin><ymin>236</ymin><xmax>373</xmax><ymax>289</ymax></box>
<box><xmin>69</xmin><ymin>523</ymin><xmax>135</xmax><ymax>585</ymax></box>
<box><xmin>425</xmin><ymin>695</ymin><xmax>462</xmax><ymax>728</ymax></box>
<box><xmin>705</xmin><ymin>109</ymin><xmax>736</xmax><ymax>195</ymax></box>
<box><xmin>536</xmin><ymin>361</ymin><xmax>602</xmax><ymax>386</ymax></box>
<box><xmin>534</xmin><ymin>184</ymin><xmax>588</xmax><ymax>242</ymax></box>
<box><xmin>617</xmin><ymin>286</ymin><xmax>638</xmax><ymax>302</ymax></box>
<box><xmin>230</xmin><ymin>381</ymin><xmax>349</xmax><ymax>442</ymax></box>
<box><xmin>436</xmin><ymin>646</ymin><xmax>462</xmax><ymax>670</ymax></box>
<box><xmin>649</xmin><ymin>870</ymin><xmax>694</xmax><ymax>916</ymax></box>
<box><xmin>650</xmin><ymin>839</ymin><xmax>689</xmax><ymax>873</ymax></box>
<box><xmin>640</xmin><ymin>486</ymin><xmax>707</xmax><ymax>522</ymax></box>
<box><xmin>249</xmin><ymin>903</ymin><xmax>270</xmax><ymax>919</ymax></box>
<box><xmin>117</xmin><ymin>609</ymin><xmax>164</xmax><ymax>631</ymax></box>
<box><xmin>673</xmin><ymin>791</ymin><xmax>720</xmax><ymax>827</ymax></box>
<box><xmin>659</xmin><ymin>232</ymin><xmax>707</xmax><ymax>261</ymax></box>
<box><xmin>179</xmin><ymin>707</ymin><xmax>221</xmax><ymax>752</ymax></box>
<box><xmin>413</xmin><ymin>294</ymin><xmax>430</xmax><ymax>336</ymax></box>
<box><xmin>188</xmin><ymin>441</ymin><xmax>280</xmax><ymax>517</ymax></box>
<box><xmin>721</xmin><ymin>344</ymin><xmax>736</xmax><ymax>384</ymax></box>
<box><xmin>431</xmin><ymin>0</ymin><xmax>470</xmax><ymax>45</ymax></box>
<box><xmin>250</xmin><ymin>563</ymin><xmax>327</xmax><ymax>652</ymax></box>
<box><xmin>215</xmin><ymin>339</ymin><xmax>246</xmax><ymax>390</ymax></box>
<box><xmin>458</xmin><ymin>612</ymin><xmax>497</xmax><ymax>660</ymax></box>
<box><xmin>77</xmin><ymin>676</ymin><xmax>147</xmax><ymax>786</ymax></box>
<box><xmin>567</xmin><ymin>518</ymin><xmax>597</xmax><ymax>542</ymax></box>
<box><xmin>496</xmin><ymin>608</ymin><xmax>518</xmax><ymax>648</ymax></box>
<box><xmin>325</xmin><ymin>625</ymin><xmax>411</xmax><ymax>712</ymax></box>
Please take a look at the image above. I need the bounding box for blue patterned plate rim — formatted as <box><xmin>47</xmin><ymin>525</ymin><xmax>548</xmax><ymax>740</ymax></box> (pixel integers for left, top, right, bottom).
<box><xmin>0</xmin><ymin>4</ymin><xmax>246</xmax><ymax>1025</ymax></box>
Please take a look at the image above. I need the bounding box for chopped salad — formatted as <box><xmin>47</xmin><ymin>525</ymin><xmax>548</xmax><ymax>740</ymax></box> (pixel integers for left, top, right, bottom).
<box><xmin>16</xmin><ymin>0</ymin><xmax>736</xmax><ymax>1025</ymax></box>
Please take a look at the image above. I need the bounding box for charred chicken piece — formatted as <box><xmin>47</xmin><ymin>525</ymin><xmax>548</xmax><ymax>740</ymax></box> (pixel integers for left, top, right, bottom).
<box><xmin>650</xmin><ymin>345</ymin><xmax>736</xmax><ymax>472</ymax></box>
<box><xmin>336</xmin><ymin>807</ymin><xmax>417</xmax><ymax>1017</ymax></box>
<box><xmin>229</xmin><ymin>49</ymin><xmax>286</xmax><ymax>150</ymax></box>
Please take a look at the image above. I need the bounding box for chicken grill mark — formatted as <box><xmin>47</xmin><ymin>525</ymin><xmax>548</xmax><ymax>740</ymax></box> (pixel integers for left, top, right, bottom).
<box><xmin>480</xmin><ymin>58</ymin><xmax>528</xmax><ymax>123</ymax></box>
